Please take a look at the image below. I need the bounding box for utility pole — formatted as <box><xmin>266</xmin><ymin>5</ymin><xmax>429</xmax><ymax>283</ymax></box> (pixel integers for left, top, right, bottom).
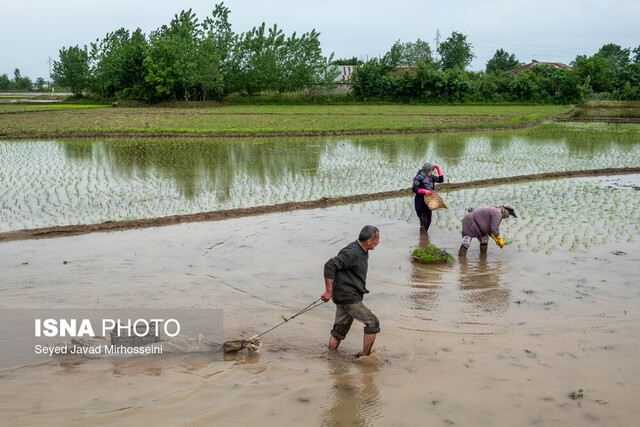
<box><xmin>47</xmin><ymin>57</ymin><xmax>54</xmax><ymax>92</ymax></box>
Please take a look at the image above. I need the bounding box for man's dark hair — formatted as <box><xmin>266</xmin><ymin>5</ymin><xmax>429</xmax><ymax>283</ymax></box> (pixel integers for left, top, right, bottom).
<box><xmin>359</xmin><ymin>225</ymin><xmax>379</xmax><ymax>242</ymax></box>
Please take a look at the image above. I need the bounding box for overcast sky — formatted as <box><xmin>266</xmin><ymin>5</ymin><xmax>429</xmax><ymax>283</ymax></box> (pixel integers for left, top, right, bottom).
<box><xmin>2</xmin><ymin>0</ymin><xmax>639</xmax><ymax>80</ymax></box>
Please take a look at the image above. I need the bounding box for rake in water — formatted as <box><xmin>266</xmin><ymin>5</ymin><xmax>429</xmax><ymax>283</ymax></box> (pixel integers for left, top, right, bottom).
<box><xmin>223</xmin><ymin>298</ymin><xmax>325</xmax><ymax>353</ymax></box>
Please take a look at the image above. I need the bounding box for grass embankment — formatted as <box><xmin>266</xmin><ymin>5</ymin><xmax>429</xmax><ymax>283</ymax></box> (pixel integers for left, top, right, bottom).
<box><xmin>0</xmin><ymin>104</ymin><xmax>570</xmax><ymax>138</ymax></box>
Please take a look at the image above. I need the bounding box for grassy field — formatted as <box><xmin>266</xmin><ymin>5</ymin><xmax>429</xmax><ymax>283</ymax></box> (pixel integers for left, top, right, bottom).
<box><xmin>0</xmin><ymin>104</ymin><xmax>571</xmax><ymax>137</ymax></box>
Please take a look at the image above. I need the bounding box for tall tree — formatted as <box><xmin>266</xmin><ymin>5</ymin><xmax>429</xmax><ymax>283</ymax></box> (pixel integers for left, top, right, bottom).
<box><xmin>194</xmin><ymin>34</ymin><xmax>224</xmax><ymax>100</ymax></box>
<box><xmin>231</xmin><ymin>22</ymin><xmax>284</xmax><ymax>95</ymax></box>
<box><xmin>633</xmin><ymin>45</ymin><xmax>640</xmax><ymax>63</ymax></box>
<box><xmin>90</xmin><ymin>28</ymin><xmax>149</xmax><ymax>98</ymax></box>
<box><xmin>350</xmin><ymin>58</ymin><xmax>393</xmax><ymax>100</ymax></box>
<box><xmin>203</xmin><ymin>2</ymin><xmax>236</xmax><ymax>94</ymax></box>
<box><xmin>52</xmin><ymin>45</ymin><xmax>90</xmax><ymax>95</ymax></box>
<box><xmin>597</xmin><ymin>43</ymin><xmax>630</xmax><ymax>70</ymax></box>
<box><xmin>12</xmin><ymin>68</ymin><xmax>33</xmax><ymax>90</ymax></box>
<box><xmin>437</xmin><ymin>31</ymin><xmax>474</xmax><ymax>70</ymax></box>
<box><xmin>278</xmin><ymin>29</ymin><xmax>330</xmax><ymax>92</ymax></box>
<box><xmin>571</xmin><ymin>54</ymin><xmax>611</xmax><ymax>93</ymax></box>
<box><xmin>145</xmin><ymin>9</ymin><xmax>223</xmax><ymax>101</ymax></box>
<box><xmin>0</xmin><ymin>74</ymin><xmax>10</xmax><ymax>90</ymax></box>
<box><xmin>384</xmin><ymin>39</ymin><xmax>433</xmax><ymax>67</ymax></box>
<box><xmin>485</xmin><ymin>49</ymin><xmax>522</xmax><ymax>73</ymax></box>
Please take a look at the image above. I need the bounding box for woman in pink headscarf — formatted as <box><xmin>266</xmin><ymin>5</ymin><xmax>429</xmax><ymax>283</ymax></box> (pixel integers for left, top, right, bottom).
<box><xmin>412</xmin><ymin>162</ymin><xmax>444</xmax><ymax>233</ymax></box>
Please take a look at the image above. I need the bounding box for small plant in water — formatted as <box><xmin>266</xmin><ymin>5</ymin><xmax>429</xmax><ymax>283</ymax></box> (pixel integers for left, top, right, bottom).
<box><xmin>569</xmin><ymin>388</ymin><xmax>584</xmax><ymax>400</ymax></box>
<box><xmin>412</xmin><ymin>244</ymin><xmax>455</xmax><ymax>263</ymax></box>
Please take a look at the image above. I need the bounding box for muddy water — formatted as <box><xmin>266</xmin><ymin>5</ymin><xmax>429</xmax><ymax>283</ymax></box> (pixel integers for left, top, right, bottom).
<box><xmin>2</xmin><ymin>122</ymin><xmax>640</xmax><ymax>231</ymax></box>
<box><xmin>1</xmin><ymin>176</ymin><xmax>639</xmax><ymax>425</ymax></box>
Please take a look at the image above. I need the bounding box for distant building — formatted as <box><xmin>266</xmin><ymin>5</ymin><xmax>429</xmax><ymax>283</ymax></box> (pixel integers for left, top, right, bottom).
<box><xmin>335</xmin><ymin>65</ymin><xmax>356</xmax><ymax>82</ymax></box>
<box><xmin>508</xmin><ymin>60</ymin><xmax>572</xmax><ymax>73</ymax></box>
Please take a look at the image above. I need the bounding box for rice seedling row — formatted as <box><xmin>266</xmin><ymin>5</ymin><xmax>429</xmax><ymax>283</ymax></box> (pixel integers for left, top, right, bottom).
<box><xmin>1</xmin><ymin>122</ymin><xmax>639</xmax><ymax>231</ymax></box>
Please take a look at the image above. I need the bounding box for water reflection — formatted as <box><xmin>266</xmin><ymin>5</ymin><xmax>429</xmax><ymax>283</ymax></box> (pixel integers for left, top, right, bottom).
<box><xmin>458</xmin><ymin>255</ymin><xmax>509</xmax><ymax>316</ymax></box>
<box><xmin>60</xmin><ymin>137</ymin><xmax>324</xmax><ymax>199</ymax></box>
<box><xmin>432</xmin><ymin>133</ymin><xmax>468</xmax><ymax>166</ymax></box>
<box><xmin>320</xmin><ymin>355</ymin><xmax>382</xmax><ymax>426</ymax></box>
<box><xmin>406</xmin><ymin>233</ymin><xmax>443</xmax><ymax>312</ymax></box>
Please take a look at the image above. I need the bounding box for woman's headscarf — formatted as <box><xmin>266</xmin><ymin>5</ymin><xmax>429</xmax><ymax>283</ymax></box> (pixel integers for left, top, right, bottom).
<box><xmin>421</xmin><ymin>163</ymin><xmax>435</xmax><ymax>174</ymax></box>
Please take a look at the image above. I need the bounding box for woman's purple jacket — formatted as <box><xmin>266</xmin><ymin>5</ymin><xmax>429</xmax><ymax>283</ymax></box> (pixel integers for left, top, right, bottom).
<box><xmin>461</xmin><ymin>206</ymin><xmax>503</xmax><ymax>238</ymax></box>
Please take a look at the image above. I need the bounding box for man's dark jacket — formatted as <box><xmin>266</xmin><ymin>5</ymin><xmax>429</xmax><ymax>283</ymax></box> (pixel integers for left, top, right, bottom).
<box><xmin>324</xmin><ymin>240</ymin><xmax>369</xmax><ymax>304</ymax></box>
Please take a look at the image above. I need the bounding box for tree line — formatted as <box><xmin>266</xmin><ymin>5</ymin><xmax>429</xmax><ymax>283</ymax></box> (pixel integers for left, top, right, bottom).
<box><xmin>348</xmin><ymin>37</ymin><xmax>640</xmax><ymax>103</ymax></box>
<box><xmin>47</xmin><ymin>3</ymin><xmax>337</xmax><ymax>102</ymax></box>
<box><xmin>5</xmin><ymin>2</ymin><xmax>639</xmax><ymax>103</ymax></box>
<box><xmin>0</xmin><ymin>69</ymin><xmax>49</xmax><ymax>91</ymax></box>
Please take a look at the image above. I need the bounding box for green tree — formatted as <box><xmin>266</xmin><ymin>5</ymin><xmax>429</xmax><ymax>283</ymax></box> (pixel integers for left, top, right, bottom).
<box><xmin>633</xmin><ymin>45</ymin><xmax>640</xmax><ymax>63</ymax></box>
<box><xmin>231</xmin><ymin>22</ymin><xmax>284</xmax><ymax>95</ymax></box>
<box><xmin>384</xmin><ymin>39</ymin><xmax>433</xmax><ymax>67</ymax></box>
<box><xmin>611</xmin><ymin>62</ymin><xmax>640</xmax><ymax>100</ymax></box>
<box><xmin>11</xmin><ymin>68</ymin><xmax>33</xmax><ymax>90</ymax></box>
<box><xmin>350</xmin><ymin>58</ymin><xmax>393</xmax><ymax>100</ymax></box>
<box><xmin>475</xmin><ymin>71</ymin><xmax>512</xmax><ymax>102</ymax></box>
<box><xmin>193</xmin><ymin>34</ymin><xmax>224</xmax><ymax>100</ymax></box>
<box><xmin>164</xmin><ymin>9</ymin><xmax>201</xmax><ymax>100</ymax></box>
<box><xmin>437</xmin><ymin>31</ymin><xmax>474</xmax><ymax>70</ymax></box>
<box><xmin>443</xmin><ymin>69</ymin><xmax>472</xmax><ymax>102</ymax></box>
<box><xmin>90</xmin><ymin>28</ymin><xmax>149</xmax><ymax>99</ymax></box>
<box><xmin>52</xmin><ymin>45</ymin><xmax>90</xmax><ymax>95</ymax></box>
<box><xmin>316</xmin><ymin>54</ymin><xmax>341</xmax><ymax>89</ymax></box>
<box><xmin>275</xmin><ymin>29</ymin><xmax>329</xmax><ymax>93</ymax></box>
<box><xmin>414</xmin><ymin>61</ymin><xmax>447</xmax><ymax>101</ymax></box>
<box><xmin>597</xmin><ymin>43</ymin><xmax>630</xmax><ymax>70</ymax></box>
<box><xmin>486</xmin><ymin>49</ymin><xmax>522</xmax><ymax>73</ymax></box>
<box><xmin>333</xmin><ymin>57</ymin><xmax>364</xmax><ymax>66</ymax></box>
<box><xmin>571</xmin><ymin>53</ymin><xmax>611</xmax><ymax>93</ymax></box>
<box><xmin>145</xmin><ymin>9</ymin><xmax>223</xmax><ymax>101</ymax></box>
<box><xmin>0</xmin><ymin>73</ymin><xmax>11</xmax><ymax>90</ymax></box>
<box><xmin>507</xmin><ymin>72</ymin><xmax>537</xmax><ymax>101</ymax></box>
<box><xmin>203</xmin><ymin>2</ymin><xmax>237</xmax><ymax>94</ymax></box>
<box><xmin>572</xmin><ymin>44</ymin><xmax>634</xmax><ymax>95</ymax></box>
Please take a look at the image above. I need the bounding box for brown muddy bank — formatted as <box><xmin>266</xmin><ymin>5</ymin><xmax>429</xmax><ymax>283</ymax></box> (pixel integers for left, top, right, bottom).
<box><xmin>2</xmin><ymin>167</ymin><xmax>638</xmax><ymax>243</ymax></box>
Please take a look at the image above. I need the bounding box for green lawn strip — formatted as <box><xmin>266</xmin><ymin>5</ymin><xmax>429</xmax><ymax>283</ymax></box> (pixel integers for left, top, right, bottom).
<box><xmin>22</xmin><ymin>104</ymin><xmax>108</xmax><ymax>109</ymax></box>
<box><xmin>0</xmin><ymin>105</ymin><xmax>570</xmax><ymax>136</ymax></box>
<box><xmin>1</xmin><ymin>118</ymin><xmax>547</xmax><ymax>136</ymax></box>
<box><xmin>0</xmin><ymin>104</ymin><xmax>109</xmax><ymax>116</ymax></box>
<box><xmin>205</xmin><ymin>104</ymin><xmax>568</xmax><ymax>116</ymax></box>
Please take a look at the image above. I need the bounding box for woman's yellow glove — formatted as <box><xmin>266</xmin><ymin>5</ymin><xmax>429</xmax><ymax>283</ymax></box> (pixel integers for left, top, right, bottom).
<box><xmin>490</xmin><ymin>234</ymin><xmax>504</xmax><ymax>248</ymax></box>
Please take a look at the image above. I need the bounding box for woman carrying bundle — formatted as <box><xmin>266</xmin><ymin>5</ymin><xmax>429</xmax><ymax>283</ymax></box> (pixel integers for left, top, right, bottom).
<box><xmin>412</xmin><ymin>162</ymin><xmax>444</xmax><ymax>233</ymax></box>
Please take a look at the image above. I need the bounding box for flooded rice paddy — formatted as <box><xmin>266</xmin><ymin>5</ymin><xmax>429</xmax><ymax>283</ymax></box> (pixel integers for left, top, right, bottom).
<box><xmin>1</xmin><ymin>119</ymin><xmax>640</xmax><ymax>425</ymax></box>
<box><xmin>1</xmin><ymin>173</ymin><xmax>639</xmax><ymax>425</ymax></box>
<box><xmin>1</xmin><ymin>122</ymin><xmax>640</xmax><ymax>231</ymax></box>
